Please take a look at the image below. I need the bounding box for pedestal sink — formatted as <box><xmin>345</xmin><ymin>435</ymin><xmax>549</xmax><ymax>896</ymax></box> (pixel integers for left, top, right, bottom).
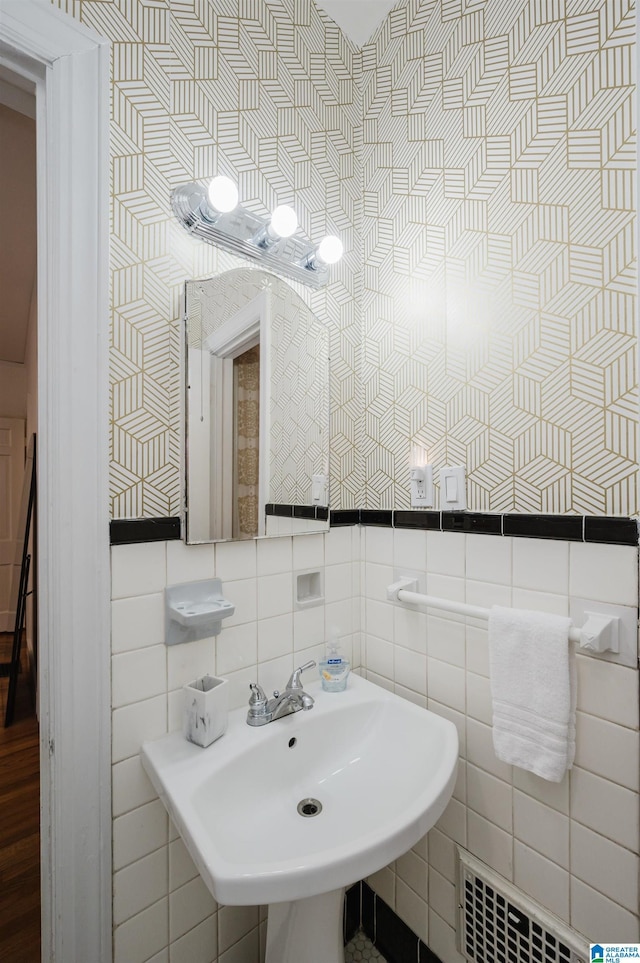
<box><xmin>141</xmin><ymin>673</ymin><xmax>459</xmax><ymax>963</ymax></box>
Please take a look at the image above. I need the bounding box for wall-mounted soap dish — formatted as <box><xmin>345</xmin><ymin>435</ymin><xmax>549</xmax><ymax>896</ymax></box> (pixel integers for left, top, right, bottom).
<box><xmin>294</xmin><ymin>569</ymin><xmax>324</xmax><ymax>609</ymax></box>
<box><xmin>165</xmin><ymin>578</ymin><xmax>235</xmax><ymax>645</ymax></box>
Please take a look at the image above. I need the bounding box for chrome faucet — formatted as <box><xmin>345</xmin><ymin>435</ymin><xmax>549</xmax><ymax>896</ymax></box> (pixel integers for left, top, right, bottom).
<box><xmin>246</xmin><ymin>660</ymin><xmax>316</xmax><ymax>727</ymax></box>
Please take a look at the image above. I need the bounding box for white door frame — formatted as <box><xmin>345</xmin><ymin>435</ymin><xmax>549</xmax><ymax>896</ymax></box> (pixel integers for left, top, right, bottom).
<box><xmin>0</xmin><ymin>2</ymin><xmax>111</xmax><ymax>961</ymax></box>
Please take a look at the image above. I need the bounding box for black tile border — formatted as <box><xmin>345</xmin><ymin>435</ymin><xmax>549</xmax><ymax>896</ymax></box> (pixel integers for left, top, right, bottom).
<box><xmin>443</xmin><ymin>511</ymin><xmax>502</xmax><ymax>535</ymax></box>
<box><xmin>110</xmin><ymin>516</ymin><xmax>181</xmax><ymax>545</ymax></box>
<box><xmin>109</xmin><ymin>511</ymin><xmax>639</xmax><ymax>547</ymax></box>
<box><xmin>584</xmin><ymin>515</ymin><xmax>638</xmax><ymax>546</ymax></box>
<box><xmin>344</xmin><ymin>882</ymin><xmax>443</xmax><ymax>963</ymax></box>
<box><xmin>503</xmin><ymin>513</ymin><xmax>583</xmax><ymax>541</ymax></box>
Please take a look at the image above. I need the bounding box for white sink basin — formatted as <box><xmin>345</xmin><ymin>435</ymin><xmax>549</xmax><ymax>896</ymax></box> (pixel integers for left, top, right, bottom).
<box><xmin>141</xmin><ymin>673</ymin><xmax>458</xmax><ymax>907</ymax></box>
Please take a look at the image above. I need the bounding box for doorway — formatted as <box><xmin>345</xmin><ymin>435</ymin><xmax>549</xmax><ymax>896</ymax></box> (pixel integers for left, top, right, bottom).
<box><xmin>0</xmin><ymin>75</ymin><xmax>39</xmax><ymax>961</ymax></box>
<box><xmin>0</xmin><ymin>3</ymin><xmax>111</xmax><ymax>960</ymax></box>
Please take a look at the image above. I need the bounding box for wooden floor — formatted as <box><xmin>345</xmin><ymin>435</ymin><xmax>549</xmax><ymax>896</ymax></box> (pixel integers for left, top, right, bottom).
<box><xmin>0</xmin><ymin>633</ymin><xmax>40</xmax><ymax>963</ymax></box>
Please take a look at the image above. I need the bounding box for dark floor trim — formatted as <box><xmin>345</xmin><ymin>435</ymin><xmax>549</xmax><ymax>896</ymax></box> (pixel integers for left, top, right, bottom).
<box><xmin>346</xmin><ymin>881</ymin><xmax>443</xmax><ymax>963</ymax></box>
<box><xmin>110</xmin><ymin>516</ymin><xmax>181</xmax><ymax>545</ymax></box>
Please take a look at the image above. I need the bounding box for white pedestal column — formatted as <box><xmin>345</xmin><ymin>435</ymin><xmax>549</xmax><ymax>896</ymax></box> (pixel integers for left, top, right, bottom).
<box><xmin>265</xmin><ymin>888</ymin><xmax>346</xmax><ymax>963</ymax></box>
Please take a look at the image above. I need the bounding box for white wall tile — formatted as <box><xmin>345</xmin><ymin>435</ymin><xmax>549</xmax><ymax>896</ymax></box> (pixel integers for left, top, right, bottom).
<box><xmin>166</xmin><ymin>541</ymin><xmax>215</xmax><ymax>585</ymax></box>
<box><xmin>571</xmin><ymin>877</ymin><xmax>640</xmax><ymax>942</ymax></box>
<box><xmin>427</xmin><ymin>615</ymin><xmax>466</xmax><ymax>666</ymax></box>
<box><xmin>114</xmin><ymin>848</ymin><xmax>168</xmax><ymax>925</ymax></box>
<box><xmin>112</xmin><ymin>645</ymin><xmax>166</xmax><ymax>708</ymax></box>
<box><xmin>466</xmin><ymin>672</ymin><xmax>492</xmax><ymax>726</ymax></box>
<box><xmin>325</xmin><ymin>599</ymin><xmax>353</xmax><ymax>638</ymax></box>
<box><xmin>367</xmin><ymin>865</ymin><xmax>395</xmax><ymax>909</ymax></box>
<box><xmin>513</xmin><ymin>539</ymin><xmax>569</xmax><ymax>595</ymax></box>
<box><xmin>576</xmin><ymin>655</ymin><xmax>639</xmax><ymax>729</ymax></box>
<box><xmin>569</xmin><ymin>543</ymin><xmax>638</xmax><ymax>606</ymax></box>
<box><xmin>393</xmin><ymin>605</ymin><xmax>428</xmax><ymax>653</ymax></box>
<box><xmin>169</xmin><ymin>875</ymin><xmax>217</xmax><ymax>943</ymax></box>
<box><xmin>257</xmin><ymin>572</ymin><xmax>292</xmax><ymax>620</ymax></box>
<box><xmin>215</xmin><ymin>539</ymin><xmax>256</xmax><ymax>581</ymax></box>
<box><xmin>112</xmin><ymin>543</ymin><xmax>166</xmax><ymax>600</ymax></box>
<box><xmin>513</xmin><ymin>841</ymin><xmax>569</xmax><ymax>924</ymax></box>
<box><xmin>512</xmin><ymin>767</ymin><xmax>569</xmax><ymax>814</ymax></box>
<box><xmin>324</xmin><ymin>526</ymin><xmax>351</xmax><ymax>565</ymax></box>
<box><xmin>425</xmin><ymin>573</ymin><xmax>465</xmax><ymax>604</ymax></box>
<box><xmin>465</xmin><ymin>579</ymin><xmax>511</xmax><ymax>609</ymax></box>
<box><xmin>465</xmin><ymin>625</ymin><xmax>489</xmax><ymax>677</ymax></box>
<box><xmin>513</xmin><ymin>790</ymin><xmax>569</xmax><ymax>867</ymax></box>
<box><xmin>257</xmin><ymin>653</ymin><xmax>294</xmax><ymax>697</ymax></box>
<box><xmin>218</xmin><ymin>906</ymin><xmax>260</xmax><ymax>956</ymax></box>
<box><xmin>218</xmin><ymin>927</ymin><xmax>260</xmax><ymax>963</ymax></box>
<box><xmin>364</xmin><ymin>525</ymin><xmax>393</xmax><ymax>561</ymax></box>
<box><xmin>394</xmin><ymin>645</ymin><xmax>427</xmax><ymax>695</ymax></box>
<box><xmin>428</xmin><ymin>828</ymin><xmax>456</xmax><ymax>884</ymax></box>
<box><xmin>570</xmin><ymin>767</ymin><xmax>639</xmax><ymax>852</ymax></box>
<box><xmin>435</xmin><ymin>797</ymin><xmax>467</xmax><ymax>848</ymax></box>
<box><xmin>365</xmin><ymin>634</ymin><xmax>394</xmax><ymax>680</ymax></box>
<box><xmin>324</xmin><ymin>561</ymin><xmax>352</xmax><ymax>602</ymax></box>
<box><xmin>113</xmin><ymin>799</ymin><xmax>168</xmax><ymax>872</ymax></box>
<box><xmin>169</xmin><ymin>837</ymin><xmax>199</xmax><ymax>892</ymax></box>
<box><xmin>510</xmin><ymin>587</ymin><xmax>569</xmax><ymax>617</ymax></box>
<box><xmin>427</xmin><ymin>658</ymin><xmax>465</xmax><ymax>714</ymax></box>
<box><xmin>167</xmin><ymin>636</ymin><xmax>216</xmax><ymax>692</ymax></box>
<box><xmin>170</xmin><ymin>915</ymin><xmax>217</xmax><ymax>963</ymax></box>
<box><xmin>466</xmin><ymin>535</ymin><xmax>512</xmax><ymax>586</ymax></box>
<box><xmin>113</xmin><ymin>897</ymin><xmax>169</xmax><ymax>963</ymax></box>
<box><xmin>215</xmin><ymin>622</ymin><xmax>257</xmax><ymax>676</ymax></box>
<box><xmin>257</xmin><ymin>536</ymin><xmax>292</xmax><ymax>576</ymax></box>
<box><xmin>574</xmin><ymin>711</ymin><xmax>639</xmax><ymax>790</ymax></box>
<box><xmin>365</xmin><ymin>599</ymin><xmax>394</xmax><ymax>641</ymax></box>
<box><xmin>428</xmin><ymin>909</ymin><xmax>467</xmax><ymax>963</ymax></box>
<box><xmin>257</xmin><ymin>613</ymin><xmax>293</xmax><ymax>662</ymax></box>
<box><xmin>293</xmin><ymin>606</ymin><xmax>325</xmax><ymax>650</ymax></box>
<box><xmin>396</xmin><ymin>849</ymin><xmax>428</xmax><ymax>901</ymax></box>
<box><xmin>292</xmin><ymin>532</ymin><xmax>324</xmax><ymax>570</ymax></box>
<box><xmin>223</xmin><ymin>578</ymin><xmax>257</xmax><ymax>626</ymax></box>
<box><xmin>112</xmin><ymin>756</ymin><xmax>158</xmax><ymax>818</ymax></box>
<box><xmin>393</xmin><ymin>528</ymin><xmax>427</xmax><ymax>571</ymax></box>
<box><xmin>467</xmin><ymin>765</ymin><xmax>512</xmax><ymax>832</ymax></box>
<box><xmin>467</xmin><ymin>810</ymin><xmax>513</xmax><ymax>881</ymax></box>
<box><xmin>426</xmin><ymin>532</ymin><xmax>466</xmax><ymax>577</ymax></box>
<box><xmin>112</xmin><ymin>695</ymin><xmax>167</xmax><ymax>763</ymax></box>
<box><xmin>465</xmin><ymin>718</ymin><xmax>513</xmax><ymax>783</ymax></box>
<box><xmin>364</xmin><ymin>561</ymin><xmax>395</xmax><ymax>600</ymax></box>
<box><xmin>112</xmin><ymin>593</ymin><xmax>164</xmax><ymax>653</ymax></box>
<box><xmin>428</xmin><ymin>867</ymin><xmax>456</xmax><ymax>929</ymax></box>
<box><xmin>396</xmin><ymin>878</ymin><xmax>428</xmax><ymax>945</ymax></box>
<box><xmin>571</xmin><ymin>821</ymin><xmax>639</xmax><ymax>914</ymax></box>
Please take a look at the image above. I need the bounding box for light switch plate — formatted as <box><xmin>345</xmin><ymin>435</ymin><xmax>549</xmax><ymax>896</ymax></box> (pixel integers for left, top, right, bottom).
<box><xmin>311</xmin><ymin>473</ymin><xmax>328</xmax><ymax>506</ymax></box>
<box><xmin>439</xmin><ymin>465</ymin><xmax>467</xmax><ymax>511</ymax></box>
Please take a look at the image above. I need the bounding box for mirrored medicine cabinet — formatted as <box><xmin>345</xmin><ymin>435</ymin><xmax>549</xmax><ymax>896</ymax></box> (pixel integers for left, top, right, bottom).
<box><xmin>184</xmin><ymin>267</ymin><xmax>330</xmax><ymax>544</ymax></box>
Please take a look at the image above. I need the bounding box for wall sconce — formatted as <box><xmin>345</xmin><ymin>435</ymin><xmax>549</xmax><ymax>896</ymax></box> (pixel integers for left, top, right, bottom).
<box><xmin>171</xmin><ymin>179</ymin><xmax>343</xmax><ymax>289</ymax></box>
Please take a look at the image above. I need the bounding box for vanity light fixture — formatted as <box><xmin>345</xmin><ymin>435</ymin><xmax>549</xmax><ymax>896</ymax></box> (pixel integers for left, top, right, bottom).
<box><xmin>171</xmin><ymin>179</ymin><xmax>342</xmax><ymax>289</ymax></box>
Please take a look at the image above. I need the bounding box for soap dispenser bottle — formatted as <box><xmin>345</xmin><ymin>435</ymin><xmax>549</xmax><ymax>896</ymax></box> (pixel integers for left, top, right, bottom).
<box><xmin>319</xmin><ymin>632</ymin><xmax>351</xmax><ymax>692</ymax></box>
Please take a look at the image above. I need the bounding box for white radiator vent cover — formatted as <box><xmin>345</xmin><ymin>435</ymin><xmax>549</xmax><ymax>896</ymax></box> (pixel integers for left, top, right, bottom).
<box><xmin>456</xmin><ymin>849</ymin><xmax>588</xmax><ymax>963</ymax></box>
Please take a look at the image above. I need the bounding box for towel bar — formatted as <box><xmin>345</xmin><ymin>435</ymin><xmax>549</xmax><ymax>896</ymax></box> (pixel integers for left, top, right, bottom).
<box><xmin>385</xmin><ymin>578</ymin><xmax>619</xmax><ymax>655</ymax></box>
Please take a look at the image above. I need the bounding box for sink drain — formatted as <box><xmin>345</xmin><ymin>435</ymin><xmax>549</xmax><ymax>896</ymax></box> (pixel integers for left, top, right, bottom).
<box><xmin>297</xmin><ymin>797</ymin><xmax>322</xmax><ymax>817</ymax></box>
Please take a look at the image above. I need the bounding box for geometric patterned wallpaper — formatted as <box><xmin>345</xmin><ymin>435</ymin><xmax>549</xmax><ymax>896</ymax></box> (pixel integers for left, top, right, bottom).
<box><xmin>55</xmin><ymin>0</ymin><xmax>636</xmax><ymax>518</ymax></box>
<box><xmin>361</xmin><ymin>0</ymin><xmax>637</xmax><ymax>514</ymax></box>
<box><xmin>53</xmin><ymin>0</ymin><xmax>362</xmax><ymax>516</ymax></box>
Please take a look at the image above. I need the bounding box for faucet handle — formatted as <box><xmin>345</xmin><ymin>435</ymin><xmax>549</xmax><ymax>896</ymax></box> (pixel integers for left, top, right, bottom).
<box><xmin>248</xmin><ymin>682</ymin><xmax>267</xmax><ymax>706</ymax></box>
<box><xmin>287</xmin><ymin>660</ymin><xmax>316</xmax><ymax>690</ymax></box>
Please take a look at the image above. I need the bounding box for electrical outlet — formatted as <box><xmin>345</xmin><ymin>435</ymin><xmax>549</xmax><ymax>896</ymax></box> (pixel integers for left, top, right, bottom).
<box><xmin>410</xmin><ymin>465</ymin><xmax>434</xmax><ymax>507</ymax></box>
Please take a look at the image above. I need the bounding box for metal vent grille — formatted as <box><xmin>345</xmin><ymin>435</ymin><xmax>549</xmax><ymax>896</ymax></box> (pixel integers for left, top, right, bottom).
<box><xmin>457</xmin><ymin>850</ymin><xmax>588</xmax><ymax>963</ymax></box>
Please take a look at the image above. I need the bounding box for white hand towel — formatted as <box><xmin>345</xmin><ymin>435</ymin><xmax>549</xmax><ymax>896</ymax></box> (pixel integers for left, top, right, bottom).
<box><xmin>488</xmin><ymin>606</ymin><xmax>575</xmax><ymax>783</ymax></box>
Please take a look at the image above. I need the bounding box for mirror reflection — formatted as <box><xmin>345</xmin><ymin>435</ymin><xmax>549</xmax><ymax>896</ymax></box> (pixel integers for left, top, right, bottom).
<box><xmin>185</xmin><ymin>268</ymin><xmax>330</xmax><ymax>543</ymax></box>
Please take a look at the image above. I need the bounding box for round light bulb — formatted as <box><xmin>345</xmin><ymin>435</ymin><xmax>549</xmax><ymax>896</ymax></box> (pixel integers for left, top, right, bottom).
<box><xmin>207</xmin><ymin>175</ymin><xmax>238</xmax><ymax>213</ymax></box>
<box><xmin>269</xmin><ymin>204</ymin><xmax>298</xmax><ymax>239</ymax></box>
<box><xmin>317</xmin><ymin>235</ymin><xmax>344</xmax><ymax>265</ymax></box>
